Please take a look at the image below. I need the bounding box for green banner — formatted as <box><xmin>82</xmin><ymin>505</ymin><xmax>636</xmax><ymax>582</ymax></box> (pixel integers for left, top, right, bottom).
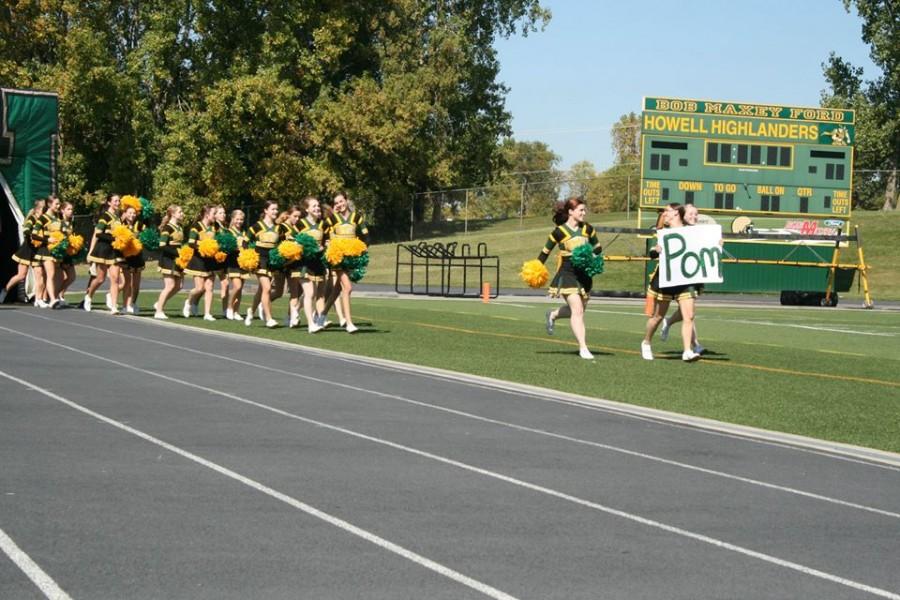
<box><xmin>1</xmin><ymin>89</ymin><xmax>59</xmax><ymax>214</ymax></box>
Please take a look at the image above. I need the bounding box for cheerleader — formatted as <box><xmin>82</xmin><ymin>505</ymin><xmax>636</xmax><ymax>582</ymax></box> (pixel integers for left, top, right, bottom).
<box><xmin>297</xmin><ymin>196</ymin><xmax>327</xmax><ymax>333</ymax></box>
<box><xmin>658</xmin><ymin>202</ymin><xmax>706</xmax><ymax>355</ymax></box>
<box><xmin>212</xmin><ymin>204</ymin><xmax>231</xmax><ymax>317</ymax></box>
<box><xmin>83</xmin><ymin>194</ymin><xmax>122</xmax><ymax>312</ymax></box>
<box><xmin>57</xmin><ymin>201</ymin><xmax>78</xmax><ymax>303</ymax></box>
<box><xmin>1</xmin><ymin>198</ymin><xmax>46</xmax><ymax>305</ymax></box>
<box><xmin>275</xmin><ymin>205</ymin><xmax>303</xmax><ymax>327</ymax></box>
<box><xmin>641</xmin><ymin>203</ymin><xmax>700</xmax><ymax>362</ymax></box>
<box><xmin>321</xmin><ymin>193</ymin><xmax>368</xmax><ymax>333</ymax></box>
<box><xmin>34</xmin><ymin>196</ymin><xmax>65</xmax><ymax>308</ymax></box>
<box><xmin>224</xmin><ymin>209</ymin><xmax>248</xmax><ymax>320</ymax></box>
<box><xmin>182</xmin><ymin>205</ymin><xmax>219</xmax><ymax>321</ymax></box>
<box><xmin>244</xmin><ymin>201</ymin><xmax>280</xmax><ymax>328</ymax></box>
<box><xmin>120</xmin><ymin>203</ymin><xmax>145</xmax><ymax>315</ymax></box>
<box><xmin>153</xmin><ymin>205</ymin><xmax>184</xmax><ymax>319</ymax></box>
<box><xmin>539</xmin><ymin>197</ymin><xmax>602</xmax><ymax>360</ymax></box>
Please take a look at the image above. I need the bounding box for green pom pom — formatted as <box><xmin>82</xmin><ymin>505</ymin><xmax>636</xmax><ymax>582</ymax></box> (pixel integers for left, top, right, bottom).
<box><xmin>268</xmin><ymin>247</ymin><xmax>285</xmax><ymax>269</ymax></box>
<box><xmin>139</xmin><ymin>196</ymin><xmax>154</xmax><ymax>221</ymax></box>
<box><xmin>570</xmin><ymin>244</ymin><xmax>604</xmax><ymax>277</ymax></box>
<box><xmin>215</xmin><ymin>230</ymin><xmax>238</xmax><ymax>254</ymax></box>
<box><xmin>50</xmin><ymin>238</ymin><xmax>70</xmax><ymax>260</ymax></box>
<box><xmin>293</xmin><ymin>233</ymin><xmax>321</xmax><ymax>263</ymax></box>
<box><xmin>340</xmin><ymin>251</ymin><xmax>369</xmax><ymax>282</ymax></box>
<box><xmin>138</xmin><ymin>227</ymin><xmax>160</xmax><ymax>251</ymax></box>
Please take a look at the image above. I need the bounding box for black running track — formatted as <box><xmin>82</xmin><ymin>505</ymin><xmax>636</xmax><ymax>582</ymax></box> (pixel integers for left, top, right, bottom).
<box><xmin>1</xmin><ymin>306</ymin><xmax>899</xmax><ymax>600</ymax></box>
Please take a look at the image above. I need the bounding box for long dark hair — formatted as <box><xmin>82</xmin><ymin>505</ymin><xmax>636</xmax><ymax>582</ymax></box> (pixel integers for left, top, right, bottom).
<box><xmin>259</xmin><ymin>201</ymin><xmax>278</xmax><ymax>222</ymax></box>
<box><xmin>96</xmin><ymin>194</ymin><xmax>118</xmax><ymax>220</ymax></box>
<box><xmin>552</xmin><ymin>197</ymin><xmax>584</xmax><ymax>226</ymax></box>
<box><xmin>160</xmin><ymin>205</ymin><xmax>181</xmax><ymax>228</ymax></box>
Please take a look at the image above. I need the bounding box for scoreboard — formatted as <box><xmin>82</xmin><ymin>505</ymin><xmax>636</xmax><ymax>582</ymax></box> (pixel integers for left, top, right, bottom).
<box><xmin>637</xmin><ymin>97</ymin><xmax>858</xmax><ymax>296</ymax></box>
<box><xmin>639</xmin><ymin>97</ymin><xmax>854</xmax><ymax>225</ymax></box>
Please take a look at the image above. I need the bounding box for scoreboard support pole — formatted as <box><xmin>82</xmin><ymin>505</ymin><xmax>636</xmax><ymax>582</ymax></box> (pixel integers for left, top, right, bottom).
<box><xmin>855</xmin><ymin>225</ymin><xmax>874</xmax><ymax>309</ymax></box>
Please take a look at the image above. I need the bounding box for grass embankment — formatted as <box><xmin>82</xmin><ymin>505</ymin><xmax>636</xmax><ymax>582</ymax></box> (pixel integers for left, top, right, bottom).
<box><xmin>141</xmin><ymin>294</ymin><xmax>900</xmax><ymax>454</ymax></box>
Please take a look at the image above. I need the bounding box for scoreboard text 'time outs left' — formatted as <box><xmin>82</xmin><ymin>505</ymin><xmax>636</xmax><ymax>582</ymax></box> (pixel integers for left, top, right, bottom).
<box><xmin>639</xmin><ymin>97</ymin><xmax>854</xmax><ymax>220</ymax></box>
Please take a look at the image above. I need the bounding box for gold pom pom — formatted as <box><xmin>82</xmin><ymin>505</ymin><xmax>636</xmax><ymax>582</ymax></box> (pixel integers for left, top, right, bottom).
<box><xmin>47</xmin><ymin>231</ymin><xmax>66</xmax><ymax>251</ymax></box>
<box><xmin>66</xmin><ymin>234</ymin><xmax>84</xmax><ymax>256</ymax></box>
<box><xmin>214</xmin><ymin>251</ymin><xmax>227</xmax><ymax>263</ymax></box>
<box><xmin>278</xmin><ymin>240</ymin><xmax>302</xmax><ymax>263</ymax></box>
<box><xmin>325</xmin><ymin>237</ymin><xmax>367</xmax><ymax>266</ymax></box>
<box><xmin>198</xmin><ymin>237</ymin><xmax>219</xmax><ymax>258</ymax></box>
<box><xmin>520</xmin><ymin>259</ymin><xmax>549</xmax><ymax>288</ymax></box>
<box><xmin>122</xmin><ymin>238</ymin><xmax>142</xmax><ymax>258</ymax></box>
<box><xmin>175</xmin><ymin>246</ymin><xmax>194</xmax><ymax>269</ymax></box>
<box><xmin>120</xmin><ymin>195</ymin><xmax>142</xmax><ymax>213</ymax></box>
<box><xmin>237</xmin><ymin>248</ymin><xmax>259</xmax><ymax>271</ymax></box>
<box><xmin>111</xmin><ymin>224</ymin><xmax>135</xmax><ymax>250</ymax></box>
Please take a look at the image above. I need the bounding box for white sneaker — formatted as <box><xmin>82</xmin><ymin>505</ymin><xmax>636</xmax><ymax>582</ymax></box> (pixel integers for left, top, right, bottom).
<box><xmin>244</xmin><ymin>310</ymin><xmax>253</xmax><ymax>326</ymax></box>
<box><xmin>231</xmin><ymin>311</ymin><xmax>244</xmax><ymax>321</ymax></box>
<box><xmin>182</xmin><ymin>299</ymin><xmax>191</xmax><ymax>318</ymax></box>
<box><xmin>641</xmin><ymin>341</ymin><xmax>654</xmax><ymax>360</ymax></box>
<box><xmin>154</xmin><ymin>311</ymin><xmax>168</xmax><ymax>320</ymax></box>
<box><xmin>203</xmin><ymin>314</ymin><xmax>216</xmax><ymax>322</ymax></box>
<box><xmin>258</xmin><ymin>304</ymin><xmax>265</xmax><ymax>320</ymax></box>
<box><xmin>308</xmin><ymin>323</ymin><xmax>323</xmax><ymax>334</ymax></box>
<box><xmin>578</xmin><ymin>348</ymin><xmax>594</xmax><ymax>360</ymax></box>
<box><xmin>339</xmin><ymin>319</ymin><xmax>347</xmax><ymax>328</ymax></box>
<box><xmin>693</xmin><ymin>344</ymin><xmax>706</xmax><ymax>355</ymax></box>
<box><xmin>109</xmin><ymin>307</ymin><xmax>120</xmax><ymax>316</ymax></box>
<box><xmin>225</xmin><ymin>308</ymin><xmax>234</xmax><ymax>320</ymax></box>
<box><xmin>152</xmin><ymin>302</ymin><xmax>159</xmax><ymax>312</ymax></box>
<box><xmin>83</xmin><ymin>295</ymin><xmax>92</xmax><ymax>312</ymax></box>
<box><xmin>345</xmin><ymin>323</ymin><xmax>358</xmax><ymax>334</ymax></box>
<box><xmin>659</xmin><ymin>318</ymin><xmax>670</xmax><ymax>342</ymax></box>
<box><xmin>35</xmin><ymin>299</ymin><xmax>50</xmax><ymax>308</ymax></box>
<box><xmin>682</xmin><ymin>350</ymin><xmax>701</xmax><ymax>362</ymax></box>
<box><xmin>289</xmin><ymin>316</ymin><xmax>300</xmax><ymax>328</ymax></box>
<box><xmin>105</xmin><ymin>293</ymin><xmax>112</xmax><ymax>310</ymax></box>
<box><xmin>266</xmin><ymin>318</ymin><xmax>278</xmax><ymax>328</ymax></box>
<box><xmin>124</xmin><ymin>305</ymin><xmax>135</xmax><ymax>315</ymax></box>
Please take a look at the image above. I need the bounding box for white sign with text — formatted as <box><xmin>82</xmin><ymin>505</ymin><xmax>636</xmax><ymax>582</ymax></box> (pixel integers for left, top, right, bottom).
<box><xmin>658</xmin><ymin>224</ymin><xmax>724</xmax><ymax>287</ymax></box>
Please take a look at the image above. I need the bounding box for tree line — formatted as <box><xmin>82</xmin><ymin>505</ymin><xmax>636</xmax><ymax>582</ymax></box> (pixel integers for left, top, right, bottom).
<box><xmin>0</xmin><ymin>0</ymin><xmax>549</xmax><ymax>238</ymax></box>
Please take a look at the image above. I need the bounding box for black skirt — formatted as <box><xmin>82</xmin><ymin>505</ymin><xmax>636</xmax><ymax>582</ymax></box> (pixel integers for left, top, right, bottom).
<box><xmin>158</xmin><ymin>247</ymin><xmax>183</xmax><ymax>276</ymax></box>
<box><xmin>88</xmin><ymin>237</ymin><xmax>121</xmax><ymax>265</ymax></box>
<box><xmin>12</xmin><ymin>240</ymin><xmax>40</xmax><ymax>267</ymax></box>
<box><xmin>548</xmin><ymin>258</ymin><xmax>593</xmax><ymax>299</ymax></box>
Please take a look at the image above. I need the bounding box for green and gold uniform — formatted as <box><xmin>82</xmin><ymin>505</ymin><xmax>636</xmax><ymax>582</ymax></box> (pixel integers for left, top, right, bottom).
<box><xmin>538</xmin><ymin>222</ymin><xmax>602</xmax><ymax>299</ymax></box>
<box><xmin>225</xmin><ymin>225</ymin><xmax>249</xmax><ymax>279</ymax></box>
<box><xmin>324</xmin><ymin>211</ymin><xmax>368</xmax><ymax>243</ymax></box>
<box><xmin>279</xmin><ymin>221</ymin><xmax>303</xmax><ymax>279</ymax></box>
<box><xmin>183</xmin><ymin>221</ymin><xmax>217</xmax><ymax>277</ymax></box>
<box><xmin>87</xmin><ymin>210</ymin><xmax>120</xmax><ymax>265</ymax></box>
<box><xmin>123</xmin><ymin>221</ymin><xmax>146</xmax><ymax>271</ymax></box>
<box><xmin>246</xmin><ymin>220</ymin><xmax>280</xmax><ymax>278</ymax></box>
<box><xmin>34</xmin><ymin>212</ymin><xmax>64</xmax><ymax>263</ymax></box>
<box><xmin>297</xmin><ymin>217</ymin><xmax>326</xmax><ymax>282</ymax></box>
<box><xmin>12</xmin><ymin>213</ymin><xmax>42</xmax><ymax>267</ymax></box>
<box><xmin>157</xmin><ymin>222</ymin><xmax>185</xmax><ymax>276</ymax></box>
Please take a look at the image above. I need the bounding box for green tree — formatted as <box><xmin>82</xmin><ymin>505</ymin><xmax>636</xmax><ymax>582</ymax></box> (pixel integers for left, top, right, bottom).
<box><xmin>822</xmin><ymin>0</ymin><xmax>900</xmax><ymax>210</ymax></box>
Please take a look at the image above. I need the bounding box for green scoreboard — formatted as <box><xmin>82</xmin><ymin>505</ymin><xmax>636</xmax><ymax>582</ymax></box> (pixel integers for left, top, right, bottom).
<box><xmin>639</xmin><ymin>97</ymin><xmax>857</xmax><ymax>295</ymax></box>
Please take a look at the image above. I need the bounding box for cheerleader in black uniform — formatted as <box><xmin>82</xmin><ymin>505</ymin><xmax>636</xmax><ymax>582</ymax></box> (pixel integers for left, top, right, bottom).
<box><xmin>297</xmin><ymin>196</ymin><xmax>327</xmax><ymax>333</ymax></box>
<box><xmin>224</xmin><ymin>209</ymin><xmax>248</xmax><ymax>320</ymax></box>
<box><xmin>321</xmin><ymin>193</ymin><xmax>368</xmax><ymax>333</ymax></box>
<box><xmin>1</xmin><ymin>198</ymin><xmax>46</xmax><ymax>305</ymax></box>
<box><xmin>120</xmin><ymin>204</ymin><xmax>145</xmax><ymax>315</ymax></box>
<box><xmin>212</xmin><ymin>204</ymin><xmax>230</xmax><ymax>317</ymax></box>
<box><xmin>83</xmin><ymin>194</ymin><xmax>122</xmax><ymax>312</ymax></box>
<box><xmin>57</xmin><ymin>201</ymin><xmax>78</xmax><ymax>304</ymax></box>
<box><xmin>153</xmin><ymin>205</ymin><xmax>185</xmax><ymax>319</ymax></box>
<box><xmin>658</xmin><ymin>203</ymin><xmax>706</xmax><ymax>355</ymax></box>
<box><xmin>641</xmin><ymin>203</ymin><xmax>700</xmax><ymax>362</ymax></box>
<box><xmin>244</xmin><ymin>201</ymin><xmax>280</xmax><ymax>327</ymax></box>
<box><xmin>276</xmin><ymin>205</ymin><xmax>303</xmax><ymax>327</ymax></box>
<box><xmin>182</xmin><ymin>205</ymin><xmax>219</xmax><ymax>320</ymax></box>
<box><xmin>538</xmin><ymin>197</ymin><xmax>602</xmax><ymax>360</ymax></box>
<box><xmin>35</xmin><ymin>196</ymin><xmax>65</xmax><ymax>308</ymax></box>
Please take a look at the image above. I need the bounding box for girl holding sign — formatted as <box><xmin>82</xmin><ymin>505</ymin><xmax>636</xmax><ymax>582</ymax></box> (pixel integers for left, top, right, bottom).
<box><xmin>660</xmin><ymin>203</ymin><xmax>706</xmax><ymax>355</ymax></box>
<box><xmin>538</xmin><ymin>197</ymin><xmax>603</xmax><ymax>360</ymax></box>
<box><xmin>641</xmin><ymin>203</ymin><xmax>700</xmax><ymax>362</ymax></box>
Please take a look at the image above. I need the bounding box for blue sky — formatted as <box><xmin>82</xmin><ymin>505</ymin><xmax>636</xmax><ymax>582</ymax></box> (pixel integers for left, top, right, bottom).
<box><xmin>495</xmin><ymin>0</ymin><xmax>880</xmax><ymax>171</ymax></box>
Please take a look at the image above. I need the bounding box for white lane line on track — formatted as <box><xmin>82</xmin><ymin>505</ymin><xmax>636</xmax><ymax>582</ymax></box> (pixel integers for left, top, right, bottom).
<box><xmin>14</xmin><ymin>316</ymin><xmax>900</xmax><ymax>514</ymax></box>
<box><xmin>0</xmin><ymin>526</ymin><xmax>72</xmax><ymax>600</ymax></box>
<box><xmin>0</xmin><ymin>369</ymin><xmax>519</xmax><ymax>600</ymax></box>
<box><xmin>2</xmin><ymin>328</ymin><xmax>899</xmax><ymax>599</ymax></box>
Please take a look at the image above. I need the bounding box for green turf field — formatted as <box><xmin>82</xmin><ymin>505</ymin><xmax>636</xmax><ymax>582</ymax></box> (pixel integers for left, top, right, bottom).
<box><xmin>142</xmin><ymin>294</ymin><xmax>900</xmax><ymax>454</ymax></box>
